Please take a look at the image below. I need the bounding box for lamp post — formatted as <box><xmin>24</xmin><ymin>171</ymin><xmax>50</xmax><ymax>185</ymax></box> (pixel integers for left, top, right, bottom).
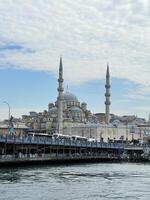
<box><xmin>3</xmin><ymin>101</ymin><xmax>10</xmax><ymax>121</ymax></box>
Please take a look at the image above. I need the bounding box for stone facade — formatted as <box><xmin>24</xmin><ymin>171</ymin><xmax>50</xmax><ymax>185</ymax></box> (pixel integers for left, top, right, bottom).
<box><xmin>22</xmin><ymin>91</ymin><xmax>97</xmax><ymax>131</ymax></box>
<box><xmin>64</xmin><ymin>124</ymin><xmax>144</xmax><ymax>142</ymax></box>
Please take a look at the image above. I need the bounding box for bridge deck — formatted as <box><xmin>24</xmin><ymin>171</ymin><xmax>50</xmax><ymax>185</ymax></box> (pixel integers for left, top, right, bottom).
<box><xmin>0</xmin><ymin>136</ymin><xmax>125</xmax><ymax>149</ymax></box>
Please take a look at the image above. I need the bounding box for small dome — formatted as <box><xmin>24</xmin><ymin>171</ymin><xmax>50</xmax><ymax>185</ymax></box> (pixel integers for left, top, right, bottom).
<box><xmin>48</xmin><ymin>103</ymin><xmax>54</xmax><ymax>107</ymax></box>
<box><xmin>68</xmin><ymin>106</ymin><xmax>83</xmax><ymax>113</ymax></box>
<box><xmin>81</xmin><ymin>102</ymin><xmax>87</xmax><ymax>105</ymax></box>
<box><xmin>49</xmin><ymin>107</ymin><xmax>58</xmax><ymax>113</ymax></box>
<box><xmin>62</xmin><ymin>92</ymin><xmax>78</xmax><ymax>102</ymax></box>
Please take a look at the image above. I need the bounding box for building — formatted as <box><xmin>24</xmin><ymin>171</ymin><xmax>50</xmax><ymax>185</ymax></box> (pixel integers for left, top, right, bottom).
<box><xmin>22</xmin><ymin>90</ymin><xmax>98</xmax><ymax>132</ymax></box>
<box><xmin>0</xmin><ymin>121</ymin><xmax>29</xmax><ymax>136</ymax></box>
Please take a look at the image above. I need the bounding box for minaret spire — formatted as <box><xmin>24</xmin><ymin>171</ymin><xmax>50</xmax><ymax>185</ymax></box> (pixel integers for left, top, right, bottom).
<box><xmin>106</xmin><ymin>63</ymin><xmax>110</xmax><ymax>77</ymax></box>
<box><xmin>105</xmin><ymin>63</ymin><xmax>111</xmax><ymax>124</ymax></box>
<box><xmin>57</xmin><ymin>56</ymin><xmax>64</xmax><ymax>134</ymax></box>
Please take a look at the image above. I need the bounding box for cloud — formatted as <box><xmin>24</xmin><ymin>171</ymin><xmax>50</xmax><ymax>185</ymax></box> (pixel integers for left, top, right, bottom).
<box><xmin>125</xmin><ymin>84</ymin><xmax>150</xmax><ymax>100</ymax></box>
<box><xmin>0</xmin><ymin>0</ymin><xmax>150</xmax><ymax>86</ymax></box>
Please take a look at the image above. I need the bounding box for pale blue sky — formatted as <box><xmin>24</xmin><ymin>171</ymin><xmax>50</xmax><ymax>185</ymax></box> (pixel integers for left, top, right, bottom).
<box><xmin>0</xmin><ymin>0</ymin><xmax>150</xmax><ymax>120</ymax></box>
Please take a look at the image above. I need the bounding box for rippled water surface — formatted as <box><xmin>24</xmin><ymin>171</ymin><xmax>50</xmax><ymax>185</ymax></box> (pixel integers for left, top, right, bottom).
<box><xmin>0</xmin><ymin>163</ymin><xmax>150</xmax><ymax>200</ymax></box>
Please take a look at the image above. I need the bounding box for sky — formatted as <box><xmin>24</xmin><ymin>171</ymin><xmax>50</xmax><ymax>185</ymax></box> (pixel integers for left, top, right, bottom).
<box><xmin>0</xmin><ymin>0</ymin><xmax>150</xmax><ymax>120</ymax></box>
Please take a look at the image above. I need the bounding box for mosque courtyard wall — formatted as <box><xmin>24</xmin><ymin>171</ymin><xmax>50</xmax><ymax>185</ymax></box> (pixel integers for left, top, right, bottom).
<box><xmin>64</xmin><ymin>125</ymin><xmax>144</xmax><ymax>142</ymax></box>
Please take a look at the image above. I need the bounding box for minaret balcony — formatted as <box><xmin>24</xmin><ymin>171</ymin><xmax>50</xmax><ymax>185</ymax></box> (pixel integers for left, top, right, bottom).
<box><xmin>105</xmin><ymin>93</ymin><xmax>111</xmax><ymax>97</ymax></box>
<box><xmin>58</xmin><ymin>78</ymin><xmax>64</xmax><ymax>82</ymax></box>
<box><xmin>105</xmin><ymin>101</ymin><xmax>111</xmax><ymax>105</ymax></box>
<box><xmin>57</xmin><ymin>88</ymin><xmax>64</xmax><ymax>92</ymax></box>
<box><xmin>105</xmin><ymin>84</ymin><xmax>110</xmax><ymax>88</ymax></box>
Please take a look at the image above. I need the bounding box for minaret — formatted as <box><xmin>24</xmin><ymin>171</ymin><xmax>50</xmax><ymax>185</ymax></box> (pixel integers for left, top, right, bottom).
<box><xmin>57</xmin><ymin>56</ymin><xmax>64</xmax><ymax>134</ymax></box>
<box><xmin>105</xmin><ymin>63</ymin><xmax>111</xmax><ymax>124</ymax></box>
<box><xmin>148</xmin><ymin>114</ymin><xmax>150</xmax><ymax>125</ymax></box>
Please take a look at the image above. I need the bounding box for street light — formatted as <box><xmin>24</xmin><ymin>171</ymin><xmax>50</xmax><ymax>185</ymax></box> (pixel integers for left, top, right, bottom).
<box><xmin>3</xmin><ymin>101</ymin><xmax>10</xmax><ymax>121</ymax></box>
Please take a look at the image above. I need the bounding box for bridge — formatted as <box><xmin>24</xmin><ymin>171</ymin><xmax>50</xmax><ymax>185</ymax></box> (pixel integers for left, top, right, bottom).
<box><xmin>0</xmin><ymin>134</ymin><xmax>149</xmax><ymax>166</ymax></box>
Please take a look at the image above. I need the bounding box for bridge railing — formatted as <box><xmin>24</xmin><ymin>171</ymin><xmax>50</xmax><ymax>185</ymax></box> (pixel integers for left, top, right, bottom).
<box><xmin>0</xmin><ymin>134</ymin><xmax>149</xmax><ymax>149</ymax></box>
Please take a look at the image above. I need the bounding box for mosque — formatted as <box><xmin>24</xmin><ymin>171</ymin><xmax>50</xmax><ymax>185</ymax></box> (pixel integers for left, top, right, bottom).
<box><xmin>21</xmin><ymin>57</ymin><xmax>144</xmax><ymax>142</ymax></box>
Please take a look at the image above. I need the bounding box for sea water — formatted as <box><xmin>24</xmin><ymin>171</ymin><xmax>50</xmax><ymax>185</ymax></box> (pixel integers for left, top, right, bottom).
<box><xmin>0</xmin><ymin>163</ymin><xmax>150</xmax><ymax>200</ymax></box>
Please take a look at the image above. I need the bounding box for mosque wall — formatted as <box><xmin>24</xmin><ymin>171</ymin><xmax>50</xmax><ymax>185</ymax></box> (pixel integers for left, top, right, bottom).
<box><xmin>64</xmin><ymin>125</ymin><xmax>144</xmax><ymax>142</ymax></box>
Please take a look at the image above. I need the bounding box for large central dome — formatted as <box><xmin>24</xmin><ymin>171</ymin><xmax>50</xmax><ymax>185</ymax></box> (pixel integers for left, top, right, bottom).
<box><xmin>62</xmin><ymin>92</ymin><xmax>78</xmax><ymax>102</ymax></box>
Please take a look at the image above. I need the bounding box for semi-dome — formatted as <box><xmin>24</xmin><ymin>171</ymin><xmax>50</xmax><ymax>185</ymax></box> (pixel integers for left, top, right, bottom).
<box><xmin>49</xmin><ymin>106</ymin><xmax>58</xmax><ymax>113</ymax></box>
<box><xmin>62</xmin><ymin>92</ymin><xmax>78</xmax><ymax>102</ymax></box>
<box><xmin>68</xmin><ymin>106</ymin><xmax>83</xmax><ymax>113</ymax></box>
